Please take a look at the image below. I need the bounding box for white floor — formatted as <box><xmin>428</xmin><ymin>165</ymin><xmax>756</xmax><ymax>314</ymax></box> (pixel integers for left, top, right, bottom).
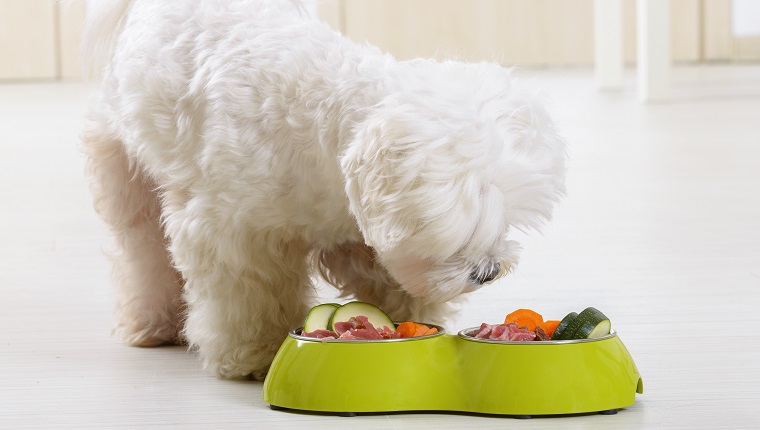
<box><xmin>1</xmin><ymin>65</ymin><xmax>759</xmax><ymax>429</ymax></box>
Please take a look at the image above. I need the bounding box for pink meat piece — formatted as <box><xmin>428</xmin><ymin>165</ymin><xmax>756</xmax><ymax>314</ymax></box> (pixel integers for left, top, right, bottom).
<box><xmin>355</xmin><ymin>316</ymin><xmax>376</xmax><ymax>331</ymax></box>
<box><xmin>334</xmin><ymin>316</ymin><xmax>377</xmax><ymax>335</ymax></box>
<box><xmin>508</xmin><ymin>329</ymin><xmax>537</xmax><ymax>341</ymax></box>
<box><xmin>501</xmin><ymin>322</ymin><xmax>519</xmax><ymax>335</ymax></box>
<box><xmin>474</xmin><ymin>323</ymin><xmax>493</xmax><ymax>339</ymax></box>
<box><xmin>379</xmin><ymin>326</ymin><xmax>401</xmax><ymax>339</ymax></box>
<box><xmin>332</xmin><ymin>316</ymin><xmax>389</xmax><ymax>340</ymax></box>
<box><xmin>336</xmin><ymin>328</ymin><xmax>381</xmax><ymax>340</ymax></box>
<box><xmin>345</xmin><ymin>328</ymin><xmax>383</xmax><ymax>340</ymax></box>
<box><xmin>333</xmin><ymin>321</ymin><xmax>353</xmax><ymax>335</ymax></box>
<box><xmin>471</xmin><ymin>322</ymin><xmax>538</xmax><ymax>342</ymax></box>
<box><xmin>489</xmin><ymin>324</ymin><xmax>508</xmax><ymax>341</ymax></box>
<box><xmin>505</xmin><ymin>323</ymin><xmax>536</xmax><ymax>341</ymax></box>
<box><xmin>337</xmin><ymin>331</ymin><xmax>358</xmax><ymax>340</ymax></box>
<box><xmin>301</xmin><ymin>329</ymin><xmax>338</xmax><ymax>339</ymax></box>
<box><xmin>497</xmin><ymin>323</ymin><xmax>536</xmax><ymax>341</ymax></box>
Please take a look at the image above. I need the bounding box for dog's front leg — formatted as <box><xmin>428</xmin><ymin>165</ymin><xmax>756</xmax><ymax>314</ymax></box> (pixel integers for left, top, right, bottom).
<box><xmin>169</xmin><ymin>215</ymin><xmax>313</xmax><ymax>380</ymax></box>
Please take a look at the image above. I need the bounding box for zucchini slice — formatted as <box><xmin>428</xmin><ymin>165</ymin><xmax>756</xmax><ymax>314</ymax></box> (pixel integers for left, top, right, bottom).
<box><xmin>550</xmin><ymin>312</ymin><xmax>578</xmax><ymax>340</ymax></box>
<box><xmin>557</xmin><ymin>307</ymin><xmax>611</xmax><ymax>340</ymax></box>
<box><xmin>328</xmin><ymin>301</ymin><xmax>395</xmax><ymax>331</ymax></box>
<box><xmin>302</xmin><ymin>303</ymin><xmax>340</xmax><ymax>332</ymax></box>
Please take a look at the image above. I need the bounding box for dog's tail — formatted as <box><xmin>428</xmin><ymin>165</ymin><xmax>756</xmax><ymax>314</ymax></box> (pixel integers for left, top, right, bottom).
<box><xmin>81</xmin><ymin>0</ymin><xmax>134</xmax><ymax>79</ymax></box>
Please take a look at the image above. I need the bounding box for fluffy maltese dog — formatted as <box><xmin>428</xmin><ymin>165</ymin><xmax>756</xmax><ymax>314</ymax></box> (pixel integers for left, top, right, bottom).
<box><xmin>82</xmin><ymin>0</ymin><xmax>567</xmax><ymax>380</ymax></box>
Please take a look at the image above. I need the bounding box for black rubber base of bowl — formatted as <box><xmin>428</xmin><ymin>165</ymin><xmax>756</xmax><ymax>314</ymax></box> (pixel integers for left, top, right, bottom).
<box><xmin>268</xmin><ymin>404</ymin><xmax>620</xmax><ymax>419</ymax></box>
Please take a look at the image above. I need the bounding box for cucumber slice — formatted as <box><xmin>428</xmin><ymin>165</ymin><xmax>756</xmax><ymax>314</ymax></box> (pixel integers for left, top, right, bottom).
<box><xmin>328</xmin><ymin>301</ymin><xmax>396</xmax><ymax>331</ymax></box>
<box><xmin>551</xmin><ymin>312</ymin><xmax>578</xmax><ymax>340</ymax></box>
<box><xmin>557</xmin><ymin>307</ymin><xmax>611</xmax><ymax>340</ymax></box>
<box><xmin>302</xmin><ymin>303</ymin><xmax>340</xmax><ymax>332</ymax></box>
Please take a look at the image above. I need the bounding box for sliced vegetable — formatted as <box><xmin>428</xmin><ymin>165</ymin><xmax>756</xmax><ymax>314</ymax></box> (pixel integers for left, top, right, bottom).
<box><xmin>329</xmin><ymin>301</ymin><xmax>395</xmax><ymax>332</ymax></box>
<box><xmin>504</xmin><ymin>308</ymin><xmax>544</xmax><ymax>331</ymax></box>
<box><xmin>414</xmin><ymin>323</ymin><xmax>431</xmax><ymax>337</ymax></box>
<box><xmin>555</xmin><ymin>307</ymin><xmax>611</xmax><ymax>340</ymax></box>
<box><xmin>473</xmin><ymin>307</ymin><xmax>612</xmax><ymax>342</ymax></box>
<box><xmin>302</xmin><ymin>303</ymin><xmax>340</xmax><ymax>332</ymax></box>
<box><xmin>395</xmin><ymin>321</ymin><xmax>417</xmax><ymax>338</ymax></box>
<box><xmin>539</xmin><ymin>320</ymin><xmax>561</xmax><ymax>337</ymax></box>
<box><xmin>424</xmin><ymin>326</ymin><xmax>439</xmax><ymax>335</ymax></box>
<box><xmin>301</xmin><ymin>302</ymin><xmax>442</xmax><ymax>340</ymax></box>
<box><xmin>395</xmin><ymin>321</ymin><xmax>438</xmax><ymax>338</ymax></box>
<box><xmin>550</xmin><ymin>312</ymin><xmax>578</xmax><ymax>340</ymax></box>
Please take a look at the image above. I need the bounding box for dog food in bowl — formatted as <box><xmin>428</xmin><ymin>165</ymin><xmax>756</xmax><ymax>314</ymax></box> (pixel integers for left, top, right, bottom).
<box><xmin>465</xmin><ymin>307</ymin><xmax>612</xmax><ymax>342</ymax></box>
<box><xmin>299</xmin><ymin>301</ymin><xmax>438</xmax><ymax>340</ymax></box>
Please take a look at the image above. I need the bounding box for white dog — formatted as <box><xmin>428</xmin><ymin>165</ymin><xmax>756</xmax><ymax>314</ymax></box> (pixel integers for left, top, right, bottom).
<box><xmin>82</xmin><ymin>0</ymin><xmax>567</xmax><ymax>380</ymax></box>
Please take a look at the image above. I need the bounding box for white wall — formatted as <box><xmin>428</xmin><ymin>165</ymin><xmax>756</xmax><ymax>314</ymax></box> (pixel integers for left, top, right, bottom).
<box><xmin>732</xmin><ymin>0</ymin><xmax>760</xmax><ymax>37</ymax></box>
<box><xmin>341</xmin><ymin>0</ymin><xmax>705</xmax><ymax>66</ymax></box>
<box><xmin>0</xmin><ymin>0</ymin><xmax>755</xmax><ymax>81</ymax></box>
<box><xmin>0</xmin><ymin>1</ymin><xmax>57</xmax><ymax>80</ymax></box>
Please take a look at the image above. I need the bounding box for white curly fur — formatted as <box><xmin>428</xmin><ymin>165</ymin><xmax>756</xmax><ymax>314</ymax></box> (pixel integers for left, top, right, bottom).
<box><xmin>82</xmin><ymin>0</ymin><xmax>567</xmax><ymax>380</ymax></box>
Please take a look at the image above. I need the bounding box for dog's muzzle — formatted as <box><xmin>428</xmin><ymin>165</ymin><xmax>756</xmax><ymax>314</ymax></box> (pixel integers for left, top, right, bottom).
<box><xmin>466</xmin><ymin>262</ymin><xmax>501</xmax><ymax>293</ymax></box>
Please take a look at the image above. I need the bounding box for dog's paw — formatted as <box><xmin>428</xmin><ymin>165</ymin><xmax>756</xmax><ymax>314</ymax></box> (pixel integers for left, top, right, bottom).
<box><xmin>217</xmin><ymin>361</ymin><xmax>269</xmax><ymax>380</ymax></box>
<box><xmin>116</xmin><ymin>320</ymin><xmax>181</xmax><ymax>347</ymax></box>
<box><xmin>209</xmin><ymin>343</ymin><xmax>277</xmax><ymax>380</ymax></box>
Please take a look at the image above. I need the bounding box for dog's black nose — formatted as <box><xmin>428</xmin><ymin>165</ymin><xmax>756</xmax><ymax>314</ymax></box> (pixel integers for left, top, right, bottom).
<box><xmin>470</xmin><ymin>262</ymin><xmax>501</xmax><ymax>285</ymax></box>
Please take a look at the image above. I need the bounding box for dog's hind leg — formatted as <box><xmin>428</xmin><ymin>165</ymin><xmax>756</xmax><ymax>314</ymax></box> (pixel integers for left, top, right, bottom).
<box><xmin>314</xmin><ymin>243</ymin><xmax>460</xmax><ymax>325</ymax></box>
<box><xmin>83</xmin><ymin>119</ymin><xmax>184</xmax><ymax>346</ymax></box>
<box><xmin>167</xmin><ymin>211</ymin><xmax>314</xmax><ymax>380</ymax></box>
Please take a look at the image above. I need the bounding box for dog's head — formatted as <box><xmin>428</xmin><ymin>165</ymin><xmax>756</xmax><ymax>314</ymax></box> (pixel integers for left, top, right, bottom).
<box><xmin>341</xmin><ymin>61</ymin><xmax>566</xmax><ymax>303</ymax></box>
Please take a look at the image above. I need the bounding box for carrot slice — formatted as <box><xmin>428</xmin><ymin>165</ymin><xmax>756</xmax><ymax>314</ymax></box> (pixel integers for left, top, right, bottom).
<box><xmin>423</xmin><ymin>326</ymin><xmax>438</xmax><ymax>336</ymax></box>
<box><xmin>413</xmin><ymin>323</ymin><xmax>430</xmax><ymax>337</ymax></box>
<box><xmin>395</xmin><ymin>322</ymin><xmax>437</xmax><ymax>337</ymax></box>
<box><xmin>504</xmin><ymin>309</ymin><xmax>544</xmax><ymax>331</ymax></box>
<box><xmin>395</xmin><ymin>321</ymin><xmax>416</xmax><ymax>338</ymax></box>
<box><xmin>540</xmin><ymin>320</ymin><xmax>561</xmax><ymax>337</ymax></box>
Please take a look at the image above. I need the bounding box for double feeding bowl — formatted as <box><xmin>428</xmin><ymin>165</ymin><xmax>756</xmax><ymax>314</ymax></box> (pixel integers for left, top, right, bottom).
<box><xmin>262</xmin><ymin>324</ymin><xmax>643</xmax><ymax>417</ymax></box>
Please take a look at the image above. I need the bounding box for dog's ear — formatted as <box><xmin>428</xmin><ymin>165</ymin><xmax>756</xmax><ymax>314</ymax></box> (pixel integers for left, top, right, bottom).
<box><xmin>340</xmin><ymin>114</ymin><xmax>415</xmax><ymax>253</ymax></box>
<box><xmin>340</xmin><ymin>108</ymin><xmax>485</xmax><ymax>257</ymax></box>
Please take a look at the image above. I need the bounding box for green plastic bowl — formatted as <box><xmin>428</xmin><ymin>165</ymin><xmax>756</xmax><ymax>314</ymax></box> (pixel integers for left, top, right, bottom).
<box><xmin>262</xmin><ymin>325</ymin><xmax>643</xmax><ymax>416</ymax></box>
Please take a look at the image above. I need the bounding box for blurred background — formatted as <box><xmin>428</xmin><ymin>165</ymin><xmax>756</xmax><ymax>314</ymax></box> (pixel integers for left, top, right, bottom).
<box><xmin>1</xmin><ymin>1</ymin><xmax>759</xmax><ymax>428</ymax></box>
<box><xmin>1</xmin><ymin>0</ymin><xmax>759</xmax><ymax>81</ymax></box>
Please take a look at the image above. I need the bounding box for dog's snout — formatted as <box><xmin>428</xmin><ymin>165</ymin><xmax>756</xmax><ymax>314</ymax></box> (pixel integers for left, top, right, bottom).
<box><xmin>470</xmin><ymin>262</ymin><xmax>501</xmax><ymax>285</ymax></box>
